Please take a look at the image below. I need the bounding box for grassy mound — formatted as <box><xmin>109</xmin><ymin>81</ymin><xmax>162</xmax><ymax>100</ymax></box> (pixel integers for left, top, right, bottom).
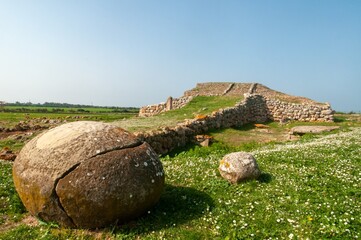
<box><xmin>115</xmin><ymin>95</ymin><xmax>242</xmax><ymax>132</ymax></box>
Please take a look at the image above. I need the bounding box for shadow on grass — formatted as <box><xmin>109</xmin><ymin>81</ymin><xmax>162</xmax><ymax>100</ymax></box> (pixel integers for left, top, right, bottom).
<box><xmin>113</xmin><ymin>184</ymin><xmax>214</xmax><ymax>235</ymax></box>
<box><xmin>257</xmin><ymin>172</ymin><xmax>273</xmax><ymax>184</ymax></box>
<box><xmin>333</xmin><ymin>116</ymin><xmax>346</xmax><ymax>123</ymax></box>
<box><xmin>163</xmin><ymin>142</ymin><xmax>198</xmax><ymax>158</ymax></box>
<box><xmin>209</xmin><ymin>123</ymin><xmax>257</xmax><ymax>135</ymax></box>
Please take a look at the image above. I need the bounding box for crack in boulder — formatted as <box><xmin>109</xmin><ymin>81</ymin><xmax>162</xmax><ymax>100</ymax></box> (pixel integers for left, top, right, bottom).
<box><xmin>89</xmin><ymin>141</ymin><xmax>143</xmax><ymax>158</ymax></box>
<box><xmin>53</xmin><ymin>162</ymin><xmax>81</xmax><ymax>227</ymax></box>
<box><xmin>51</xmin><ymin>141</ymin><xmax>143</xmax><ymax>227</ymax></box>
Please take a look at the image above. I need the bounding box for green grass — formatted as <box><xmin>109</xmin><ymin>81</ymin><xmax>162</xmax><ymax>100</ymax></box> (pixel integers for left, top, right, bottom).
<box><xmin>3</xmin><ymin>105</ymin><xmax>138</xmax><ymax>113</ymax></box>
<box><xmin>115</xmin><ymin>95</ymin><xmax>242</xmax><ymax>132</ymax></box>
<box><xmin>0</xmin><ymin>162</ymin><xmax>26</xmax><ymax>226</ymax></box>
<box><xmin>0</xmin><ymin>105</ymin><xmax>138</xmax><ymax>129</ymax></box>
<box><xmin>0</xmin><ymin>140</ymin><xmax>24</xmax><ymax>153</ymax></box>
<box><xmin>2</xmin><ymin>96</ymin><xmax>360</xmax><ymax>239</ymax></box>
<box><xmin>1</xmin><ymin>125</ymin><xmax>360</xmax><ymax>239</ymax></box>
<box><xmin>0</xmin><ymin>112</ymin><xmax>137</xmax><ymax>129</ymax></box>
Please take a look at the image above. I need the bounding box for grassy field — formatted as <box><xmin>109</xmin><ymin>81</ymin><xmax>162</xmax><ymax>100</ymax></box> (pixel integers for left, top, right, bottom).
<box><xmin>0</xmin><ymin>110</ymin><xmax>137</xmax><ymax>129</ymax></box>
<box><xmin>0</xmin><ymin>119</ymin><xmax>360</xmax><ymax>239</ymax></box>
<box><xmin>0</xmin><ymin>111</ymin><xmax>136</xmax><ymax>123</ymax></box>
<box><xmin>115</xmin><ymin>95</ymin><xmax>242</xmax><ymax>132</ymax></box>
<box><xmin>0</xmin><ymin>98</ymin><xmax>360</xmax><ymax>239</ymax></box>
<box><xmin>2</xmin><ymin>105</ymin><xmax>138</xmax><ymax>113</ymax></box>
<box><xmin>0</xmin><ymin>106</ymin><xmax>139</xmax><ymax>173</ymax></box>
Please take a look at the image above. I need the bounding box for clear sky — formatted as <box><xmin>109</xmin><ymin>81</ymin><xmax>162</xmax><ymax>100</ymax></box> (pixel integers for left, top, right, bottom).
<box><xmin>1</xmin><ymin>0</ymin><xmax>360</xmax><ymax>112</ymax></box>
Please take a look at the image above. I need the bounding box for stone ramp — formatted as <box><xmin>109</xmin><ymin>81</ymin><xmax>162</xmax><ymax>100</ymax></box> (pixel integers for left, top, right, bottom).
<box><xmin>184</xmin><ymin>82</ymin><xmax>253</xmax><ymax>97</ymax></box>
<box><xmin>184</xmin><ymin>82</ymin><xmax>323</xmax><ymax>106</ymax></box>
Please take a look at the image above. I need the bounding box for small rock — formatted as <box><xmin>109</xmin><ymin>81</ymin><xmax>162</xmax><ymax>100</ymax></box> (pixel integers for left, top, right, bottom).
<box><xmin>0</xmin><ymin>148</ymin><xmax>17</xmax><ymax>161</ymax></box>
<box><xmin>195</xmin><ymin>135</ymin><xmax>213</xmax><ymax>147</ymax></box>
<box><xmin>200</xmin><ymin>138</ymin><xmax>210</xmax><ymax>147</ymax></box>
<box><xmin>195</xmin><ymin>114</ymin><xmax>207</xmax><ymax>121</ymax></box>
<box><xmin>219</xmin><ymin>152</ymin><xmax>261</xmax><ymax>184</ymax></box>
<box><xmin>290</xmin><ymin>126</ymin><xmax>340</xmax><ymax>135</ymax></box>
<box><xmin>254</xmin><ymin>123</ymin><xmax>269</xmax><ymax>128</ymax></box>
<box><xmin>321</xmin><ymin>109</ymin><xmax>333</xmax><ymax>115</ymax></box>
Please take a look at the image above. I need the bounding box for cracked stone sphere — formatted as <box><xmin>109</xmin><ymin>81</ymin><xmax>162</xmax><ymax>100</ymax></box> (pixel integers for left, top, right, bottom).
<box><xmin>12</xmin><ymin>121</ymin><xmax>165</xmax><ymax>228</ymax></box>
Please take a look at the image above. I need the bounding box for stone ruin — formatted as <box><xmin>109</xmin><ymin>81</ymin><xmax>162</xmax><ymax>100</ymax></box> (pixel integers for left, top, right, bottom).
<box><xmin>139</xmin><ymin>95</ymin><xmax>193</xmax><ymax>117</ymax></box>
<box><xmin>139</xmin><ymin>82</ymin><xmax>333</xmax><ymax>122</ymax></box>
<box><xmin>135</xmin><ymin>82</ymin><xmax>334</xmax><ymax>155</ymax></box>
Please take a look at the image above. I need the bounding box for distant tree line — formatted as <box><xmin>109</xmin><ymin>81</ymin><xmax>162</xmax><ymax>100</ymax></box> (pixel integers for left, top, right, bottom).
<box><xmin>1</xmin><ymin>101</ymin><xmax>139</xmax><ymax>113</ymax></box>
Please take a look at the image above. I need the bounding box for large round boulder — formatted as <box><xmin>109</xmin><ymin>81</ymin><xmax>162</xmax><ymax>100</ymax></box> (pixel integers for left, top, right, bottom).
<box><xmin>13</xmin><ymin>121</ymin><xmax>165</xmax><ymax>228</ymax></box>
<box><xmin>219</xmin><ymin>152</ymin><xmax>261</xmax><ymax>184</ymax></box>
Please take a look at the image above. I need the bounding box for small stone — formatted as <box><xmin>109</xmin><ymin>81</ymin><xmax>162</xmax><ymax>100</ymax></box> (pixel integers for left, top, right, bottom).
<box><xmin>290</xmin><ymin>126</ymin><xmax>339</xmax><ymax>135</ymax></box>
<box><xmin>200</xmin><ymin>138</ymin><xmax>210</xmax><ymax>147</ymax></box>
<box><xmin>0</xmin><ymin>148</ymin><xmax>17</xmax><ymax>161</ymax></box>
<box><xmin>219</xmin><ymin>152</ymin><xmax>261</xmax><ymax>184</ymax></box>
<box><xmin>321</xmin><ymin>109</ymin><xmax>333</xmax><ymax>115</ymax></box>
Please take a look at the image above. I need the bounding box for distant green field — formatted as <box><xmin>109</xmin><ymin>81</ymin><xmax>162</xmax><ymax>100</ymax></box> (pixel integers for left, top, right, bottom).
<box><xmin>0</xmin><ymin>106</ymin><xmax>138</xmax><ymax>128</ymax></box>
<box><xmin>2</xmin><ymin>105</ymin><xmax>138</xmax><ymax>113</ymax></box>
<box><xmin>0</xmin><ymin>111</ymin><xmax>135</xmax><ymax>123</ymax></box>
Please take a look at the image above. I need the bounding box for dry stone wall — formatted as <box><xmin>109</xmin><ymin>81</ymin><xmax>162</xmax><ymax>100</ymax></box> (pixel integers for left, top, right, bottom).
<box><xmin>138</xmin><ymin>103</ymin><xmax>166</xmax><ymax>117</ymax></box>
<box><xmin>135</xmin><ymin>94</ymin><xmax>269</xmax><ymax>155</ymax></box>
<box><xmin>172</xmin><ymin>96</ymin><xmax>194</xmax><ymax>109</ymax></box>
<box><xmin>136</xmin><ymin>82</ymin><xmax>334</xmax><ymax>155</ymax></box>
<box><xmin>266</xmin><ymin>98</ymin><xmax>334</xmax><ymax>122</ymax></box>
<box><xmin>135</xmin><ymin>93</ymin><xmax>334</xmax><ymax>155</ymax></box>
<box><xmin>139</xmin><ymin>96</ymin><xmax>193</xmax><ymax>117</ymax></box>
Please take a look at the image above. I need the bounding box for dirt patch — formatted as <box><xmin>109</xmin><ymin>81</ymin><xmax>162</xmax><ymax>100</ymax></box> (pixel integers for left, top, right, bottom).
<box><xmin>211</xmin><ymin>125</ymin><xmax>298</xmax><ymax>147</ymax></box>
<box><xmin>0</xmin><ymin>215</ymin><xmax>39</xmax><ymax>233</ymax></box>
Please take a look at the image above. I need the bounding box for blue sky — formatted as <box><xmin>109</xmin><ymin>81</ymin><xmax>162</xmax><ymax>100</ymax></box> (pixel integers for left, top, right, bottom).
<box><xmin>1</xmin><ymin>0</ymin><xmax>360</xmax><ymax>111</ymax></box>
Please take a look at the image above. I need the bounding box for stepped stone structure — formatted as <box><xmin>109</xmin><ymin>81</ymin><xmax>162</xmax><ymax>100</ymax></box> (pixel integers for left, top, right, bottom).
<box><xmin>139</xmin><ymin>82</ymin><xmax>331</xmax><ymax>118</ymax></box>
<box><xmin>135</xmin><ymin>82</ymin><xmax>334</xmax><ymax>155</ymax></box>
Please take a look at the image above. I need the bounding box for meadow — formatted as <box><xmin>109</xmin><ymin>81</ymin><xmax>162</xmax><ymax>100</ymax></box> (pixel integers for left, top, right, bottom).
<box><xmin>0</xmin><ymin>100</ymin><xmax>360</xmax><ymax>239</ymax></box>
<box><xmin>0</xmin><ymin>106</ymin><xmax>138</xmax><ymax>129</ymax></box>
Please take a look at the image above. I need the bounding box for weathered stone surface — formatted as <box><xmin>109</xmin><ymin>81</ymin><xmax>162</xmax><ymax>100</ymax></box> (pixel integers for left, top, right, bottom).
<box><xmin>13</xmin><ymin>121</ymin><xmax>165</xmax><ymax>228</ymax></box>
<box><xmin>290</xmin><ymin>126</ymin><xmax>340</xmax><ymax>135</ymax></box>
<box><xmin>219</xmin><ymin>152</ymin><xmax>261</xmax><ymax>184</ymax></box>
